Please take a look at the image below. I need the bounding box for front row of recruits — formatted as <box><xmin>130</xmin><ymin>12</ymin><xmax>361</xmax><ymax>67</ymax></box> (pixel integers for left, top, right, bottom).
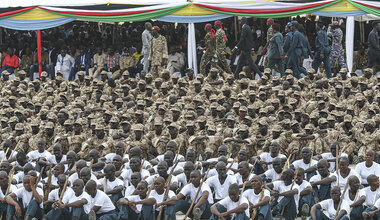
<box><xmin>1</xmin><ymin>139</ymin><xmax>380</xmax><ymax>220</ymax></box>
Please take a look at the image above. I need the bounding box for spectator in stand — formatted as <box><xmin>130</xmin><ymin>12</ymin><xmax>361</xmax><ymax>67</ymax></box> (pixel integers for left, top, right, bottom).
<box><xmin>104</xmin><ymin>47</ymin><xmax>120</xmax><ymax>74</ymax></box>
<box><xmin>167</xmin><ymin>46</ymin><xmax>185</xmax><ymax>75</ymax></box>
<box><xmin>30</xmin><ymin>48</ymin><xmax>50</xmax><ymax>81</ymax></box>
<box><xmin>89</xmin><ymin>47</ymin><xmax>106</xmax><ymax>79</ymax></box>
<box><xmin>69</xmin><ymin>48</ymin><xmax>91</xmax><ymax>81</ymax></box>
<box><xmin>20</xmin><ymin>48</ymin><xmax>33</xmax><ymax>73</ymax></box>
<box><xmin>55</xmin><ymin>49</ymin><xmax>75</xmax><ymax>81</ymax></box>
<box><xmin>1</xmin><ymin>47</ymin><xmax>19</xmax><ymax>75</ymax></box>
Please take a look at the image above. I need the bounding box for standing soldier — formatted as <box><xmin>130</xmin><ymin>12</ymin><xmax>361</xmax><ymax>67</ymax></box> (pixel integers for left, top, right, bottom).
<box><xmin>267</xmin><ymin>23</ymin><xmax>285</xmax><ymax>76</ymax></box>
<box><xmin>312</xmin><ymin>22</ymin><xmax>332</xmax><ymax>78</ymax></box>
<box><xmin>285</xmin><ymin>21</ymin><xmax>304</xmax><ymax>79</ymax></box>
<box><xmin>142</xmin><ymin>22</ymin><xmax>153</xmax><ymax>73</ymax></box>
<box><xmin>214</xmin><ymin>21</ymin><xmax>232</xmax><ymax>75</ymax></box>
<box><xmin>149</xmin><ymin>26</ymin><xmax>168</xmax><ymax>78</ymax></box>
<box><xmin>200</xmin><ymin>24</ymin><xmax>216</xmax><ymax>76</ymax></box>
<box><xmin>327</xmin><ymin>21</ymin><xmax>347</xmax><ymax>73</ymax></box>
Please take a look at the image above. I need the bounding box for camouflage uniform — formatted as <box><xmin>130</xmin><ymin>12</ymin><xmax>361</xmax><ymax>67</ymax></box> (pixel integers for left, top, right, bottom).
<box><xmin>215</xmin><ymin>28</ymin><xmax>232</xmax><ymax>74</ymax></box>
<box><xmin>327</xmin><ymin>23</ymin><xmax>347</xmax><ymax>69</ymax></box>
<box><xmin>149</xmin><ymin>34</ymin><xmax>168</xmax><ymax>78</ymax></box>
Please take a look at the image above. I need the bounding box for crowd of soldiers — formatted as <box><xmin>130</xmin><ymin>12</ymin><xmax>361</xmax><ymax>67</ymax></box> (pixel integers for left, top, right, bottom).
<box><xmin>0</xmin><ymin>17</ymin><xmax>380</xmax><ymax>220</ymax></box>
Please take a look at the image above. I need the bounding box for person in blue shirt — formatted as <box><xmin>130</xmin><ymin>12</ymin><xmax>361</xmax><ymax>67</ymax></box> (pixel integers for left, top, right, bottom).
<box><xmin>312</xmin><ymin>22</ymin><xmax>332</xmax><ymax>78</ymax></box>
<box><xmin>285</xmin><ymin>21</ymin><xmax>304</xmax><ymax>79</ymax></box>
<box><xmin>267</xmin><ymin>23</ymin><xmax>285</xmax><ymax>76</ymax></box>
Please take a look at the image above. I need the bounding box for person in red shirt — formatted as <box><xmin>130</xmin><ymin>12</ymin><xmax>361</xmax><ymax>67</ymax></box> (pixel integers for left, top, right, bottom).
<box><xmin>1</xmin><ymin>48</ymin><xmax>19</xmax><ymax>75</ymax></box>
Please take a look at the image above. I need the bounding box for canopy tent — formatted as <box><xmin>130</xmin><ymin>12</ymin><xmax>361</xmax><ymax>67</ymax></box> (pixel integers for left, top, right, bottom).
<box><xmin>0</xmin><ymin>0</ymin><xmax>379</xmax><ymax>74</ymax></box>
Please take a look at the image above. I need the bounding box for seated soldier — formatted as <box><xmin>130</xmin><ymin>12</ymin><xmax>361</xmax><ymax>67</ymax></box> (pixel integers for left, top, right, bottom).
<box><xmin>243</xmin><ymin>175</ymin><xmax>272</xmax><ymax>220</ymax></box>
<box><xmin>310</xmin><ymin>159</ymin><xmax>336</xmax><ymax>203</ymax></box>
<box><xmin>355</xmin><ymin>150</ymin><xmax>380</xmax><ymax>187</ymax></box>
<box><xmin>261</xmin><ymin>157</ymin><xmax>283</xmax><ymax>182</ymax></box>
<box><xmin>43</xmin><ymin>163</ymin><xmax>65</xmax><ymax>192</ymax></box>
<box><xmin>310</xmin><ymin>186</ymin><xmax>350</xmax><ymax>220</ymax></box>
<box><xmin>268</xmin><ymin>169</ymin><xmax>299</xmax><ymax>220</ymax></box>
<box><xmin>175</xmin><ymin>170</ymin><xmax>213</xmax><ymax>219</ymax></box>
<box><xmin>291</xmin><ymin>147</ymin><xmax>318</xmax><ymax>181</ymax></box>
<box><xmin>234</xmin><ymin>161</ymin><xmax>255</xmax><ymax>189</ymax></box>
<box><xmin>5</xmin><ymin>175</ymin><xmax>44</xmax><ymax>220</ymax></box>
<box><xmin>118</xmin><ymin>181</ymin><xmax>156</xmax><ymax>220</ymax></box>
<box><xmin>85</xmin><ymin>180</ymin><xmax>117</xmax><ymax>220</ymax></box>
<box><xmin>87</xmin><ymin>149</ymin><xmax>105</xmax><ymax>172</ymax></box>
<box><xmin>125</xmin><ymin>172</ymin><xmax>141</xmax><ymax>197</ymax></box>
<box><xmin>295</xmin><ymin>168</ymin><xmax>313</xmax><ymax>219</ymax></box>
<box><xmin>0</xmin><ymin>171</ymin><xmax>17</xmax><ymax>216</ymax></box>
<box><xmin>97</xmin><ymin>164</ymin><xmax>124</xmax><ymax>204</ymax></box>
<box><xmin>362</xmin><ymin>175</ymin><xmax>380</xmax><ymax>219</ymax></box>
<box><xmin>150</xmin><ymin>177</ymin><xmax>177</xmax><ymax>220</ymax></box>
<box><xmin>206</xmin><ymin>161</ymin><xmax>237</xmax><ymax>203</ymax></box>
<box><xmin>48</xmin><ymin>179</ymin><xmax>89</xmax><ymax>220</ymax></box>
<box><xmin>207</xmin><ymin>156</ymin><xmax>234</xmax><ymax>179</ymax></box>
<box><xmin>211</xmin><ymin>183</ymin><xmax>250</xmax><ymax>220</ymax></box>
<box><xmin>342</xmin><ymin>176</ymin><xmax>366</xmax><ymax>220</ymax></box>
<box><xmin>45</xmin><ymin>174</ymin><xmax>73</xmax><ymax>213</ymax></box>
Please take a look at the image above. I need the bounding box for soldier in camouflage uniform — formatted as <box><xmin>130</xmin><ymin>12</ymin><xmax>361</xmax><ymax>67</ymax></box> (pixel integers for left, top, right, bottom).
<box><xmin>214</xmin><ymin>21</ymin><xmax>232</xmax><ymax>75</ymax></box>
<box><xmin>199</xmin><ymin>24</ymin><xmax>217</xmax><ymax>76</ymax></box>
<box><xmin>327</xmin><ymin>21</ymin><xmax>347</xmax><ymax>74</ymax></box>
<box><xmin>149</xmin><ymin>26</ymin><xmax>168</xmax><ymax>78</ymax></box>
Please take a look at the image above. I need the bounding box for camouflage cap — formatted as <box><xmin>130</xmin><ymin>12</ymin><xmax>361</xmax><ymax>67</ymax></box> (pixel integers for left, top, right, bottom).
<box><xmin>95</xmin><ymin>124</ymin><xmax>104</xmax><ymax>130</ymax></box>
<box><xmin>45</xmin><ymin>122</ymin><xmax>54</xmax><ymax>129</ymax></box>
<box><xmin>77</xmin><ymin>71</ymin><xmax>85</xmax><ymax>76</ymax></box>
<box><xmin>344</xmin><ymin>115</ymin><xmax>352</xmax><ymax>122</ymax></box>
<box><xmin>239</xmin><ymin>124</ymin><xmax>249</xmax><ymax>131</ymax></box>
<box><xmin>15</xmin><ymin>123</ymin><xmax>23</xmax><ymax>131</ymax></box>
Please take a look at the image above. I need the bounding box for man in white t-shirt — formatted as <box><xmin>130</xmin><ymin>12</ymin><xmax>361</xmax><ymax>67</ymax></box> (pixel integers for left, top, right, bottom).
<box><xmin>211</xmin><ymin>183</ymin><xmax>249</xmax><ymax>220</ymax></box>
<box><xmin>27</xmin><ymin>138</ymin><xmax>52</xmax><ymax>174</ymax></box>
<box><xmin>0</xmin><ymin>171</ymin><xmax>17</xmax><ymax>214</ymax></box>
<box><xmin>363</xmin><ymin>175</ymin><xmax>380</xmax><ymax>213</ymax></box>
<box><xmin>150</xmin><ymin>177</ymin><xmax>177</xmax><ymax>219</ymax></box>
<box><xmin>355</xmin><ymin>150</ymin><xmax>380</xmax><ymax>186</ymax></box>
<box><xmin>206</xmin><ymin>161</ymin><xmax>237</xmax><ymax>202</ymax></box>
<box><xmin>47</xmin><ymin>179</ymin><xmax>90</xmax><ymax>220</ymax></box>
<box><xmin>85</xmin><ymin>180</ymin><xmax>117</xmax><ymax>220</ymax></box>
<box><xmin>97</xmin><ymin>164</ymin><xmax>124</xmax><ymax>204</ymax></box>
<box><xmin>175</xmin><ymin>170</ymin><xmax>213</xmax><ymax>219</ymax></box>
<box><xmin>243</xmin><ymin>175</ymin><xmax>272</xmax><ymax>219</ymax></box>
<box><xmin>310</xmin><ymin>159</ymin><xmax>337</xmax><ymax>203</ymax></box>
<box><xmin>118</xmin><ymin>181</ymin><xmax>156</xmax><ymax>220</ymax></box>
<box><xmin>257</xmin><ymin>141</ymin><xmax>286</xmax><ymax>171</ymax></box>
<box><xmin>310</xmin><ymin>186</ymin><xmax>349</xmax><ymax>220</ymax></box>
<box><xmin>45</xmin><ymin>174</ymin><xmax>73</xmax><ymax>213</ymax></box>
<box><xmin>342</xmin><ymin>176</ymin><xmax>366</xmax><ymax>219</ymax></box>
<box><xmin>291</xmin><ymin>147</ymin><xmax>318</xmax><ymax>181</ymax></box>
<box><xmin>5</xmin><ymin>175</ymin><xmax>44</xmax><ymax>220</ymax></box>
<box><xmin>0</xmin><ymin>139</ymin><xmax>17</xmax><ymax>162</ymax></box>
<box><xmin>261</xmin><ymin>157</ymin><xmax>283</xmax><ymax>182</ymax></box>
<box><xmin>268</xmin><ymin>169</ymin><xmax>299</xmax><ymax>220</ymax></box>
<box><xmin>296</xmin><ymin>168</ymin><xmax>313</xmax><ymax>219</ymax></box>
<box><xmin>319</xmin><ymin>141</ymin><xmax>348</xmax><ymax>172</ymax></box>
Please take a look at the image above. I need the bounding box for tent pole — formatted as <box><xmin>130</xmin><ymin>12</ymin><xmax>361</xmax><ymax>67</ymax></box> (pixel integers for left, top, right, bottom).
<box><xmin>345</xmin><ymin>16</ymin><xmax>354</xmax><ymax>74</ymax></box>
<box><xmin>187</xmin><ymin>23</ymin><xmax>198</xmax><ymax>75</ymax></box>
<box><xmin>37</xmin><ymin>30</ymin><xmax>42</xmax><ymax>78</ymax></box>
<box><xmin>234</xmin><ymin>16</ymin><xmax>238</xmax><ymax>42</ymax></box>
<box><xmin>0</xmin><ymin>28</ymin><xmax>2</xmax><ymax>45</ymax></box>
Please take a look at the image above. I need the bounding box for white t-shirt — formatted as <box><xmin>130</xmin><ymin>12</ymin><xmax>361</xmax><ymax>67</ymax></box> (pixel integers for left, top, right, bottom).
<box><xmin>354</xmin><ymin>162</ymin><xmax>380</xmax><ymax>185</ymax></box>
<box><xmin>43</xmin><ymin>175</ymin><xmax>58</xmax><ymax>186</ymax></box>
<box><xmin>68</xmin><ymin>173</ymin><xmax>97</xmax><ymax>186</ymax></box>
<box><xmin>97</xmin><ymin>178</ymin><xmax>124</xmax><ymax>195</ymax></box>
<box><xmin>264</xmin><ymin>169</ymin><xmax>281</xmax><ymax>181</ymax></box>
<box><xmin>0</xmin><ymin>185</ymin><xmax>17</xmax><ymax>198</ymax></box>
<box><xmin>243</xmin><ymin>188</ymin><xmax>270</xmax><ymax>205</ymax></box>
<box><xmin>374</xmin><ymin>197</ymin><xmax>380</xmax><ymax>209</ymax></box>
<box><xmin>292</xmin><ymin>159</ymin><xmax>318</xmax><ymax>178</ymax></box>
<box><xmin>207</xmin><ymin>168</ymin><xmax>234</xmax><ymax>179</ymax></box>
<box><xmin>272</xmin><ymin>180</ymin><xmax>300</xmax><ymax>211</ymax></box>
<box><xmin>0</xmin><ymin>150</ymin><xmax>17</xmax><ymax>161</ymax></box>
<box><xmin>206</xmin><ymin>175</ymin><xmax>237</xmax><ymax>200</ymax></box>
<box><xmin>48</xmin><ymin>187</ymin><xmax>74</xmax><ymax>202</ymax></box>
<box><xmin>87</xmin><ymin>190</ymin><xmax>115</xmax><ymax>214</ymax></box>
<box><xmin>259</xmin><ymin>153</ymin><xmax>286</xmax><ymax>169</ymax></box>
<box><xmin>364</xmin><ymin>186</ymin><xmax>380</xmax><ymax>207</ymax></box>
<box><xmin>297</xmin><ymin>180</ymin><xmax>311</xmax><ymax>193</ymax></box>
<box><xmin>149</xmin><ymin>189</ymin><xmax>176</xmax><ymax>211</ymax></box>
<box><xmin>27</xmin><ymin>150</ymin><xmax>52</xmax><ymax>160</ymax></box>
<box><xmin>218</xmin><ymin>196</ymin><xmax>250</xmax><ymax>217</ymax></box>
<box><xmin>319</xmin><ymin>198</ymin><xmax>350</xmax><ymax>218</ymax></box>
<box><xmin>120</xmin><ymin>169</ymin><xmax>150</xmax><ymax>187</ymax></box>
<box><xmin>145</xmin><ymin>174</ymin><xmax>178</xmax><ymax>186</ymax></box>
<box><xmin>124</xmin><ymin>160</ymin><xmax>152</xmax><ymax>170</ymax></box>
<box><xmin>46</xmin><ymin>155</ymin><xmax>67</xmax><ymax>165</ymax></box>
<box><xmin>62</xmin><ymin>191</ymin><xmax>91</xmax><ymax>213</ymax></box>
<box><xmin>176</xmin><ymin>173</ymin><xmax>188</xmax><ymax>187</ymax></box>
<box><xmin>343</xmin><ymin>188</ymin><xmax>366</xmax><ymax>207</ymax></box>
<box><xmin>332</xmin><ymin>169</ymin><xmax>360</xmax><ymax>191</ymax></box>
<box><xmin>124</xmin><ymin>185</ymin><xmax>136</xmax><ymax>197</ymax></box>
<box><xmin>104</xmin><ymin>153</ymin><xmax>128</xmax><ymax>163</ymax></box>
<box><xmin>14</xmin><ymin>187</ymin><xmax>44</xmax><ymax>208</ymax></box>
<box><xmin>180</xmin><ymin>182</ymin><xmax>214</xmax><ymax>204</ymax></box>
<box><xmin>126</xmin><ymin>194</ymin><xmax>154</xmax><ymax>213</ymax></box>
<box><xmin>153</xmin><ymin>164</ymin><xmax>183</xmax><ymax>175</ymax></box>
<box><xmin>309</xmin><ymin>172</ymin><xmax>336</xmax><ymax>189</ymax></box>
<box><xmin>234</xmin><ymin>173</ymin><xmax>255</xmax><ymax>185</ymax></box>
<box><xmin>321</xmin><ymin>152</ymin><xmax>348</xmax><ymax>172</ymax></box>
